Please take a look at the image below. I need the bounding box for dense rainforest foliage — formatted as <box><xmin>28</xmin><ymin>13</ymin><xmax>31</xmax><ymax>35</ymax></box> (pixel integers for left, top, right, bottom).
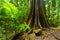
<box><xmin>0</xmin><ymin>0</ymin><xmax>60</xmax><ymax>40</ymax></box>
<box><xmin>0</xmin><ymin>0</ymin><xmax>30</xmax><ymax>40</ymax></box>
<box><xmin>46</xmin><ymin>0</ymin><xmax>60</xmax><ymax>27</ymax></box>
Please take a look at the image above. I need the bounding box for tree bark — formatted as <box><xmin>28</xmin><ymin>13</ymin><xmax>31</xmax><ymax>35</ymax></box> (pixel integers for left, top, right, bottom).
<box><xmin>27</xmin><ymin>0</ymin><xmax>49</xmax><ymax>30</ymax></box>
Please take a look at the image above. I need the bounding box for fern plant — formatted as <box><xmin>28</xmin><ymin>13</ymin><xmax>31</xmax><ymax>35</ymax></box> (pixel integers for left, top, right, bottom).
<box><xmin>1</xmin><ymin>2</ymin><xmax>18</xmax><ymax>18</ymax></box>
<box><xmin>16</xmin><ymin>23</ymin><xmax>31</xmax><ymax>31</ymax></box>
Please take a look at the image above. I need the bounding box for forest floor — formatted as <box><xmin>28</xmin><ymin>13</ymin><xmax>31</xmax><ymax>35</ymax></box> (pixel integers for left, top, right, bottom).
<box><xmin>35</xmin><ymin>28</ymin><xmax>60</xmax><ymax>40</ymax></box>
<box><xmin>9</xmin><ymin>27</ymin><xmax>60</xmax><ymax>40</ymax></box>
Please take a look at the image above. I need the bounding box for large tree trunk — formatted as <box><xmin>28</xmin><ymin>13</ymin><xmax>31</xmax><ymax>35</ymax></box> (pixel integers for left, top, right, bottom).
<box><xmin>27</xmin><ymin>0</ymin><xmax>49</xmax><ymax>30</ymax></box>
<box><xmin>10</xmin><ymin>0</ymin><xmax>50</xmax><ymax>40</ymax></box>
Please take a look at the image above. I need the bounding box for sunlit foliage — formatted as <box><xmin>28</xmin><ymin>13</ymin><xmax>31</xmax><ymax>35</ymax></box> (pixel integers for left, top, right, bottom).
<box><xmin>46</xmin><ymin>0</ymin><xmax>60</xmax><ymax>27</ymax></box>
<box><xmin>0</xmin><ymin>0</ymin><xmax>30</xmax><ymax>40</ymax></box>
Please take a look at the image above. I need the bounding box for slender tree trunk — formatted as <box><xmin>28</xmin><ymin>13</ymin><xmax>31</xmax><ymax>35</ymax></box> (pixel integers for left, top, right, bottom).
<box><xmin>27</xmin><ymin>0</ymin><xmax>49</xmax><ymax>30</ymax></box>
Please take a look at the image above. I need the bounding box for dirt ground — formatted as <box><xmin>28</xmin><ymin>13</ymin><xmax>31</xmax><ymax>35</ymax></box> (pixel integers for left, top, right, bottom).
<box><xmin>9</xmin><ymin>28</ymin><xmax>60</xmax><ymax>40</ymax></box>
<box><xmin>35</xmin><ymin>29</ymin><xmax>60</xmax><ymax>40</ymax></box>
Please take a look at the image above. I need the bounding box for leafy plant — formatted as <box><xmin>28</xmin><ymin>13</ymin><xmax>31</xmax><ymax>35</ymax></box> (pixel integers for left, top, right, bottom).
<box><xmin>16</xmin><ymin>23</ymin><xmax>31</xmax><ymax>31</ymax></box>
<box><xmin>0</xmin><ymin>0</ymin><xmax>30</xmax><ymax>40</ymax></box>
<box><xmin>1</xmin><ymin>2</ymin><xmax>18</xmax><ymax>18</ymax></box>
